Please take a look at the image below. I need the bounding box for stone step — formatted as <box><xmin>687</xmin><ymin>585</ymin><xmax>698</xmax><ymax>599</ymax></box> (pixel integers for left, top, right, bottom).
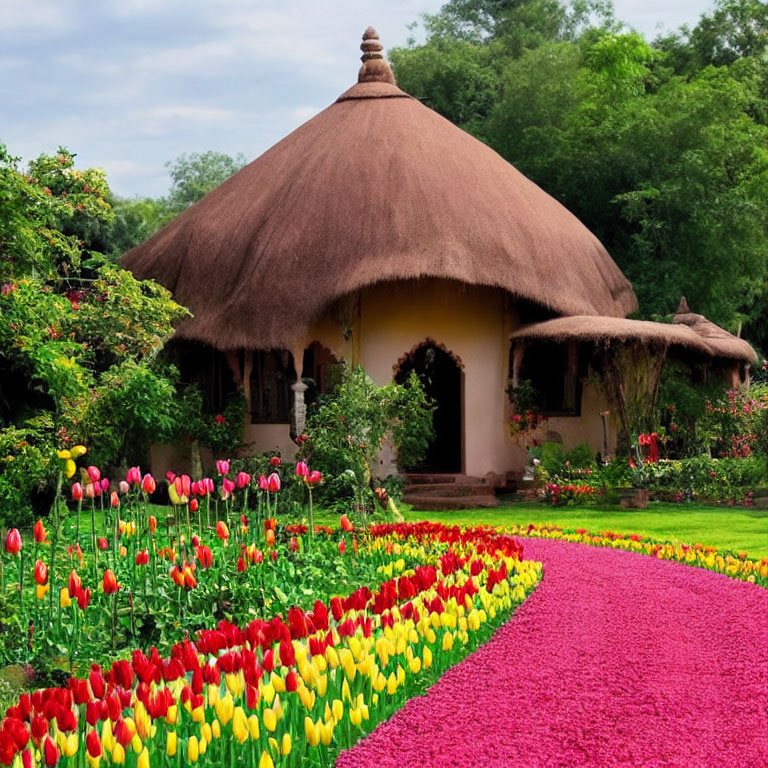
<box><xmin>405</xmin><ymin>474</ymin><xmax>484</xmax><ymax>486</ymax></box>
<box><xmin>404</xmin><ymin>494</ymin><xmax>500</xmax><ymax>511</ymax></box>
<box><xmin>403</xmin><ymin>483</ymin><xmax>496</xmax><ymax>498</ymax></box>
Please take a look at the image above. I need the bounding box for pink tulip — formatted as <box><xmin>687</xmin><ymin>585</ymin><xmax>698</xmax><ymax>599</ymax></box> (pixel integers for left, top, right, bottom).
<box><xmin>236</xmin><ymin>471</ymin><xmax>251</xmax><ymax>489</ymax></box>
<box><xmin>110</xmin><ymin>491</ymin><xmax>120</xmax><ymax>508</ymax></box>
<box><xmin>166</xmin><ymin>471</ymin><xmax>176</xmax><ymax>484</ymax></box>
<box><xmin>118</xmin><ymin>480</ymin><xmax>130</xmax><ymax>494</ymax></box>
<box><xmin>87</xmin><ymin>466</ymin><xmax>101</xmax><ymax>483</ymax></box>
<box><xmin>258</xmin><ymin>474</ymin><xmax>268</xmax><ymax>491</ymax></box>
<box><xmin>71</xmin><ymin>483</ymin><xmax>84</xmax><ymax>501</ymax></box>
<box><xmin>100</xmin><ymin>478</ymin><xmax>109</xmax><ymax>492</ymax></box>
<box><xmin>126</xmin><ymin>466</ymin><xmax>141</xmax><ymax>485</ymax></box>
<box><xmin>221</xmin><ymin>477</ymin><xmax>236</xmax><ymax>499</ymax></box>
<box><xmin>307</xmin><ymin>470</ymin><xmax>323</xmax><ymax>486</ymax></box>
<box><xmin>216</xmin><ymin>459</ymin><xmax>230</xmax><ymax>476</ymax></box>
<box><xmin>203</xmin><ymin>477</ymin><xmax>215</xmax><ymax>494</ymax></box>
<box><xmin>295</xmin><ymin>461</ymin><xmax>309</xmax><ymax>478</ymax></box>
<box><xmin>267</xmin><ymin>472</ymin><xmax>281</xmax><ymax>493</ymax></box>
<box><xmin>85</xmin><ymin>483</ymin><xmax>96</xmax><ymax>499</ymax></box>
<box><xmin>178</xmin><ymin>474</ymin><xmax>191</xmax><ymax>497</ymax></box>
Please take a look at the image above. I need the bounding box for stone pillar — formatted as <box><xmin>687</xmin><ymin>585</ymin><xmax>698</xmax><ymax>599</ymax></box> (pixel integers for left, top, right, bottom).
<box><xmin>291</xmin><ymin>380</ymin><xmax>308</xmax><ymax>436</ymax></box>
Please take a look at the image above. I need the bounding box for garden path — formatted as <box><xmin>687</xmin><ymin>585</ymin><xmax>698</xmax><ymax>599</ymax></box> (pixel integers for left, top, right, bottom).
<box><xmin>337</xmin><ymin>538</ymin><xmax>768</xmax><ymax>767</ymax></box>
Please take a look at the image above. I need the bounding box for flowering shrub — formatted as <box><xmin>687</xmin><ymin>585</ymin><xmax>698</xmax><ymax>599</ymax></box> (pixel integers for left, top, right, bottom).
<box><xmin>543</xmin><ymin>483</ymin><xmax>599</xmax><ymax>506</ymax></box>
<box><xmin>0</xmin><ymin>522</ymin><xmax>540</xmax><ymax>767</ymax></box>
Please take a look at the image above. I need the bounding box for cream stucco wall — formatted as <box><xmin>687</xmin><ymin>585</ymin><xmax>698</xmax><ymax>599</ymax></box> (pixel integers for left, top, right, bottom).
<box><xmin>242</xmin><ymin>423</ymin><xmax>297</xmax><ymax>459</ymax></box>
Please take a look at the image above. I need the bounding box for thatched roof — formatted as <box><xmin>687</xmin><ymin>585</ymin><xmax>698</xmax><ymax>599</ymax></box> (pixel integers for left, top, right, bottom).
<box><xmin>673</xmin><ymin>298</ymin><xmax>757</xmax><ymax>363</ymax></box>
<box><xmin>122</xmin><ymin>28</ymin><xmax>637</xmax><ymax>350</ymax></box>
<box><xmin>510</xmin><ymin>316</ymin><xmax>712</xmax><ymax>354</ymax></box>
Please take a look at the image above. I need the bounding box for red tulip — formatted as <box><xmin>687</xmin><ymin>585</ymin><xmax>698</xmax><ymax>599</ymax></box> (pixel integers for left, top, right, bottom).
<box><xmin>34</xmin><ymin>559</ymin><xmax>48</xmax><ymax>585</ymax></box>
<box><xmin>87</xmin><ymin>466</ymin><xmax>101</xmax><ymax>484</ymax></box>
<box><xmin>236</xmin><ymin>471</ymin><xmax>250</xmax><ymax>489</ymax></box>
<box><xmin>68</xmin><ymin>569</ymin><xmax>81</xmax><ymax>597</ymax></box>
<box><xmin>216</xmin><ymin>459</ymin><xmax>230</xmax><ymax>476</ymax></box>
<box><xmin>182</xmin><ymin>565</ymin><xmax>197</xmax><ymax>589</ymax></box>
<box><xmin>43</xmin><ymin>736</ymin><xmax>59</xmax><ymax>767</ymax></box>
<box><xmin>86</xmin><ymin>730</ymin><xmax>102</xmax><ymax>758</ymax></box>
<box><xmin>103</xmin><ymin>570</ymin><xmax>118</xmax><ymax>595</ymax></box>
<box><xmin>191</xmin><ymin>534</ymin><xmax>199</xmax><ymax>546</ymax></box>
<box><xmin>270</xmin><ymin>456</ymin><xmax>282</xmax><ymax>467</ymax></box>
<box><xmin>253</xmin><ymin>549</ymin><xmax>263</xmax><ymax>564</ymax></box>
<box><xmin>262</xmin><ymin>648</ymin><xmax>275</xmax><ymax>673</ymax></box>
<box><xmin>33</xmin><ymin>520</ymin><xmax>46</xmax><ymax>543</ymax></box>
<box><xmin>195</xmin><ymin>546</ymin><xmax>212</xmax><ymax>568</ymax></box>
<box><xmin>289</xmin><ymin>536</ymin><xmax>300</xmax><ymax>552</ymax></box>
<box><xmin>237</xmin><ymin>557</ymin><xmax>246</xmax><ymax>572</ymax></box>
<box><xmin>71</xmin><ymin>483</ymin><xmax>84</xmax><ymax>501</ymax></box>
<box><xmin>216</xmin><ymin>521</ymin><xmax>230</xmax><ymax>541</ymax></box>
<box><xmin>267</xmin><ymin>472</ymin><xmax>281</xmax><ymax>492</ymax></box>
<box><xmin>258</xmin><ymin>474</ymin><xmax>268</xmax><ymax>490</ymax></box>
<box><xmin>270</xmin><ymin>550</ymin><xmax>278</xmax><ymax>562</ymax></box>
<box><xmin>5</xmin><ymin>529</ymin><xmax>21</xmax><ymax>555</ymax></box>
<box><xmin>98</xmin><ymin>537</ymin><xmax>109</xmax><ymax>551</ymax></box>
<box><xmin>264</xmin><ymin>518</ymin><xmax>277</xmax><ymax>532</ymax></box>
<box><xmin>148</xmin><ymin>515</ymin><xmax>157</xmax><ymax>534</ymax></box>
<box><xmin>338</xmin><ymin>540</ymin><xmax>346</xmax><ymax>555</ymax></box>
<box><xmin>110</xmin><ymin>491</ymin><xmax>119</xmax><ymax>508</ymax></box>
<box><xmin>141</xmin><ymin>474</ymin><xmax>156</xmax><ymax>494</ymax></box>
<box><xmin>340</xmin><ymin>514</ymin><xmax>354</xmax><ymax>532</ymax></box>
<box><xmin>295</xmin><ymin>461</ymin><xmax>309</xmax><ymax>478</ymax></box>
<box><xmin>190</xmin><ymin>499</ymin><xmax>199</xmax><ymax>512</ymax></box>
<box><xmin>307</xmin><ymin>470</ymin><xmax>323</xmax><ymax>486</ymax></box>
<box><xmin>135</xmin><ymin>550</ymin><xmax>149</xmax><ymax>566</ymax></box>
<box><xmin>76</xmin><ymin>587</ymin><xmax>91</xmax><ymax>610</ymax></box>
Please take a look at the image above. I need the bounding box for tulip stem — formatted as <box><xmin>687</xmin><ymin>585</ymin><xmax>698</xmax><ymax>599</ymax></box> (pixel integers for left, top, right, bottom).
<box><xmin>308</xmin><ymin>487</ymin><xmax>314</xmax><ymax>547</ymax></box>
<box><xmin>75</xmin><ymin>498</ymin><xmax>82</xmax><ymax>547</ymax></box>
<box><xmin>90</xmin><ymin>500</ymin><xmax>98</xmax><ymax>580</ymax></box>
<box><xmin>17</xmin><ymin>550</ymin><xmax>23</xmax><ymax>619</ymax></box>
<box><xmin>111</xmin><ymin>590</ymin><xmax>118</xmax><ymax>652</ymax></box>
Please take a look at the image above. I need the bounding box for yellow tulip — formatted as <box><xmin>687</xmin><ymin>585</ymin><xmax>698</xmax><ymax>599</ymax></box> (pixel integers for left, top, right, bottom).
<box><xmin>137</xmin><ymin>747</ymin><xmax>149</xmax><ymax>768</ymax></box>
<box><xmin>281</xmin><ymin>733</ymin><xmax>292</xmax><ymax>755</ymax></box>
<box><xmin>305</xmin><ymin>716</ymin><xmax>319</xmax><ymax>747</ymax></box>
<box><xmin>261</xmin><ymin>682</ymin><xmax>275</xmax><ymax>705</ymax></box>
<box><xmin>232</xmin><ymin>707</ymin><xmax>248</xmax><ymax>744</ymax></box>
<box><xmin>64</xmin><ymin>732</ymin><xmax>78</xmax><ymax>757</ymax></box>
<box><xmin>409</xmin><ymin>657</ymin><xmax>421</xmax><ymax>675</ymax></box>
<box><xmin>271</xmin><ymin>672</ymin><xmax>286</xmax><ymax>693</ymax></box>
<box><xmin>263</xmin><ymin>707</ymin><xmax>277</xmax><ymax>732</ymax></box>
<box><xmin>57</xmin><ymin>449</ymin><xmax>72</xmax><ymax>460</ymax></box>
<box><xmin>320</xmin><ymin>720</ymin><xmax>333</xmax><ymax>746</ymax></box>
<box><xmin>315</xmin><ymin>674</ymin><xmax>328</xmax><ymax>697</ymax></box>
<box><xmin>111</xmin><ymin>743</ymin><xmax>126</xmax><ymax>764</ymax></box>
<box><xmin>259</xmin><ymin>751</ymin><xmax>275</xmax><ymax>768</ymax></box>
<box><xmin>248</xmin><ymin>714</ymin><xmax>260</xmax><ymax>740</ymax></box>
<box><xmin>386</xmin><ymin>673</ymin><xmax>397</xmax><ymax>695</ymax></box>
<box><xmin>442</xmin><ymin>632</ymin><xmax>453</xmax><ymax>651</ymax></box>
<box><xmin>188</xmin><ymin>735</ymin><xmax>199</xmax><ymax>763</ymax></box>
<box><xmin>212</xmin><ymin>720</ymin><xmax>221</xmax><ymax>739</ymax></box>
<box><xmin>423</xmin><ymin>646</ymin><xmax>433</xmax><ymax>669</ymax></box>
<box><xmin>201</xmin><ymin>723</ymin><xmax>212</xmax><ymax>743</ymax></box>
<box><xmin>36</xmin><ymin>583</ymin><xmax>50</xmax><ymax>600</ymax></box>
<box><xmin>60</xmin><ymin>588</ymin><xmax>71</xmax><ymax>608</ymax></box>
<box><xmin>65</xmin><ymin>459</ymin><xmax>76</xmax><ymax>478</ymax></box>
<box><xmin>215</xmin><ymin>692</ymin><xmax>234</xmax><ymax>726</ymax></box>
<box><xmin>199</xmin><ymin>736</ymin><xmax>208</xmax><ymax>756</ymax></box>
<box><xmin>71</xmin><ymin>445</ymin><xmax>87</xmax><ymax>458</ymax></box>
<box><xmin>166</xmin><ymin>732</ymin><xmax>177</xmax><ymax>757</ymax></box>
<box><xmin>341</xmin><ymin>678</ymin><xmax>352</xmax><ymax>702</ymax></box>
<box><xmin>165</xmin><ymin>705</ymin><xmax>178</xmax><ymax>725</ymax></box>
<box><xmin>332</xmin><ymin>699</ymin><xmax>344</xmax><ymax>723</ymax></box>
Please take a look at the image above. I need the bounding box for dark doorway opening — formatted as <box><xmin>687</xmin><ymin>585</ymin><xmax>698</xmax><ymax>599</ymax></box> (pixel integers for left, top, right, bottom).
<box><xmin>396</xmin><ymin>343</ymin><xmax>462</xmax><ymax>473</ymax></box>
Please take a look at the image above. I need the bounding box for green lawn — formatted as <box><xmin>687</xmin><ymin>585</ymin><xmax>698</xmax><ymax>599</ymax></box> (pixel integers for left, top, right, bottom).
<box><xmin>55</xmin><ymin>499</ymin><xmax>768</xmax><ymax>560</ymax></box>
<box><xmin>403</xmin><ymin>500</ymin><xmax>768</xmax><ymax>559</ymax></box>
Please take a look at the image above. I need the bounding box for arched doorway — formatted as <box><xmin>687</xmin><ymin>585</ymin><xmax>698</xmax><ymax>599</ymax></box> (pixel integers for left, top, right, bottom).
<box><xmin>396</xmin><ymin>342</ymin><xmax>462</xmax><ymax>473</ymax></box>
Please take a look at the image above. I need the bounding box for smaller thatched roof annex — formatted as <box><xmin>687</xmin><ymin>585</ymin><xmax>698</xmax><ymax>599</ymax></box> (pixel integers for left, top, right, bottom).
<box><xmin>510</xmin><ymin>315</ymin><xmax>712</xmax><ymax>354</ymax></box>
<box><xmin>673</xmin><ymin>297</ymin><xmax>757</xmax><ymax>363</ymax></box>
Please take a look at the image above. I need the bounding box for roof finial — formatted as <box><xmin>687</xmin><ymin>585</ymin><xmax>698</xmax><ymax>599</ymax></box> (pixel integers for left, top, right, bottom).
<box><xmin>676</xmin><ymin>296</ymin><xmax>690</xmax><ymax>315</ymax></box>
<box><xmin>358</xmin><ymin>27</ymin><xmax>396</xmax><ymax>85</ymax></box>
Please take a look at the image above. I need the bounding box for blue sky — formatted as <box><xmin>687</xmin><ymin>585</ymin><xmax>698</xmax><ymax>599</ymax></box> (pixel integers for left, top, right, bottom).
<box><xmin>1</xmin><ymin>0</ymin><xmax>715</xmax><ymax>198</ymax></box>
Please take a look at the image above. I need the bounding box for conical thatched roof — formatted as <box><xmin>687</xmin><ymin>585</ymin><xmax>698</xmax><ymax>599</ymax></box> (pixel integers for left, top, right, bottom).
<box><xmin>122</xmin><ymin>28</ymin><xmax>637</xmax><ymax>350</ymax></box>
<box><xmin>510</xmin><ymin>316</ymin><xmax>712</xmax><ymax>354</ymax></box>
<box><xmin>673</xmin><ymin>297</ymin><xmax>757</xmax><ymax>362</ymax></box>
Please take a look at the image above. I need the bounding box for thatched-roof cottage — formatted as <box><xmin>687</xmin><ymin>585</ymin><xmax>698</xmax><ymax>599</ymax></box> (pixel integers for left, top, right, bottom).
<box><xmin>123</xmin><ymin>28</ymin><xmax>756</xmax><ymax>485</ymax></box>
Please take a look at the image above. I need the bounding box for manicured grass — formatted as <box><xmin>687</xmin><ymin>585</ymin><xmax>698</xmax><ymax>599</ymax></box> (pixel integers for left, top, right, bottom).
<box><xmin>403</xmin><ymin>500</ymin><xmax>768</xmax><ymax>559</ymax></box>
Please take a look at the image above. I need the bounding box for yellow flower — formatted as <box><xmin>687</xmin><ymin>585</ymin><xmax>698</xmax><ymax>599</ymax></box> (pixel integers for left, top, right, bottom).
<box><xmin>215</xmin><ymin>692</ymin><xmax>234</xmax><ymax>726</ymax></box>
<box><xmin>201</xmin><ymin>723</ymin><xmax>212</xmax><ymax>743</ymax></box>
<box><xmin>232</xmin><ymin>707</ymin><xmax>248</xmax><ymax>744</ymax></box>
<box><xmin>332</xmin><ymin>699</ymin><xmax>343</xmax><ymax>723</ymax></box>
<box><xmin>166</xmin><ymin>732</ymin><xmax>177</xmax><ymax>757</ymax></box>
<box><xmin>71</xmin><ymin>445</ymin><xmax>87</xmax><ymax>458</ymax></box>
<box><xmin>259</xmin><ymin>751</ymin><xmax>275</xmax><ymax>768</ymax></box>
<box><xmin>271</xmin><ymin>672</ymin><xmax>286</xmax><ymax>693</ymax></box>
<box><xmin>111</xmin><ymin>743</ymin><xmax>126</xmax><ymax>765</ymax></box>
<box><xmin>63</xmin><ymin>732</ymin><xmax>78</xmax><ymax>757</ymax></box>
<box><xmin>60</xmin><ymin>588</ymin><xmax>71</xmax><ymax>608</ymax></box>
<box><xmin>281</xmin><ymin>733</ymin><xmax>292</xmax><ymax>755</ymax></box>
<box><xmin>305</xmin><ymin>715</ymin><xmax>320</xmax><ymax>746</ymax></box>
<box><xmin>36</xmin><ymin>583</ymin><xmax>50</xmax><ymax>600</ymax></box>
<box><xmin>248</xmin><ymin>714</ymin><xmax>260</xmax><ymax>740</ymax></box>
<box><xmin>263</xmin><ymin>707</ymin><xmax>277</xmax><ymax>732</ymax></box>
<box><xmin>212</xmin><ymin>720</ymin><xmax>221</xmax><ymax>739</ymax></box>
<box><xmin>386</xmin><ymin>673</ymin><xmax>397</xmax><ymax>695</ymax></box>
<box><xmin>137</xmin><ymin>747</ymin><xmax>149</xmax><ymax>768</ymax></box>
<box><xmin>57</xmin><ymin>449</ymin><xmax>72</xmax><ymax>460</ymax></box>
<box><xmin>423</xmin><ymin>646</ymin><xmax>433</xmax><ymax>669</ymax></box>
<box><xmin>442</xmin><ymin>631</ymin><xmax>453</xmax><ymax>651</ymax></box>
<box><xmin>188</xmin><ymin>735</ymin><xmax>199</xmax><ymax>763</ymax></box>
<box><xmin>319</xmin><ymin>720</ymin><xmax>333</xmax><ymax>746</ymax></box>
<box><xmin>165</xmin><ymin>705</ymin><xmax>178</xmax><ymax>725</ymax></box>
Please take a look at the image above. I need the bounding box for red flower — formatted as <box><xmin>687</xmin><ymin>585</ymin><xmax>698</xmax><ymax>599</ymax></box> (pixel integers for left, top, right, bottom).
<box><xmin>190</xmin><ymin>499</ymin><xmax>199</xmax><ymax>512</ymax></box>
<box><xmin>5</xmin><ymin>529</ymin><xmax>21</xmax><ymax>555</ymax></box>
<box><xmin>270</xmin><ymin>456</ymin><xmax>282</xmax><ymax>467</ymax></box>
<box><xmin>216</xmin><ymin>521</ymin><xmax>230</xmax><ymax>541</ymax></box>
<box><xmin>34</xmin><ymin>560</ymin><xmax>48</xmax><ymax>585</ymax></box>
<box><xmin>141</xmin><ymin>474</ymin><xmax>156</xmax><ymax>494</ymax></box>
<box><xmin>135</xmin><ymin>550</ymin><xmax>149</xmax><ymax>566</ymax></box>
<box><xmin>148</xmin><ymin>515</ymin><xmax>157</xmax><ymax>534</ymax></box>
<box><xmin>110</xmin><ymin>491</ymin><xmax>119</xmax><ymax>508</ymax></box>
<box><xmin>267</xmin><ymin>473</ymin><xmax>281</xmax><ymax>493</ymax></box>
<box><xmin>338</xmin><ymin>540</ymin><xmax>346</xmax><ymax>555</ymax></box>
<box><xmin>340</xmin><ymin>514</ymin><xmax>354</xmax><ymax>532</ymax></box>
<box><xmin>33</xmin><ymin>520</ymin><xmax>46</xmax><ymax>544</ymax></box>
<box><xmin>86</xmin><ymin>731</ymin><xmax>101</xmax><ymax>758</ymax></box>
<box><xmin>43</xmin><ymin>737</ymin><xmax>59</xmax><ymax>766</ymax></box>
<box><xmin>76</xmin><ymin>587</ymin><xmax>92</xmax><ymax>610</ymax></box>
<box><xmin>289</xmin><ymin>537</ymin><xmax>299</xmax><ymax>552</ymax></box>
<box><xmin>236</xmin><ymin>472</ymin><xmax>251</xmax><ymax>489</ymax></box>
<box><xmin>216</xmin><ymin>459</ymin><xmax>230</xmax><ymax>476</ymax></box>
<box><xmin>195</xmin><ymin>546</ymin><xmax>213</xmax><ymax>568</ymax></box>
<box><xmin>307</xmin><ymin>470</ymin><xmax>323</xmax><ymax>486</ymax></box>
<box><xmin>87</xmin><ymin>466</ymin><xmax>101</xmax><ymax>483</ymax></box>
<box><xmin>71</xmin><ymin>482</ymin><xmax>84</xmax><ymax>501</ymax></box>
<box><xmin>295</xmin><ymin>461</ymin><xmax>309</xmax><ymax>478</ymax></box>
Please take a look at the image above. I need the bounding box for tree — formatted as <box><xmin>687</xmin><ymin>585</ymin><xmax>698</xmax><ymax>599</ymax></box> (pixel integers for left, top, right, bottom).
<box><xmin>0</xmin><ymin>145</ymin><xmax>188</xmax><ymax>519</ymax></box>
<box><xmin>165</xmin><ymin>150</ymin><xmax>247</xmax><ymax>211</ymax></box>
